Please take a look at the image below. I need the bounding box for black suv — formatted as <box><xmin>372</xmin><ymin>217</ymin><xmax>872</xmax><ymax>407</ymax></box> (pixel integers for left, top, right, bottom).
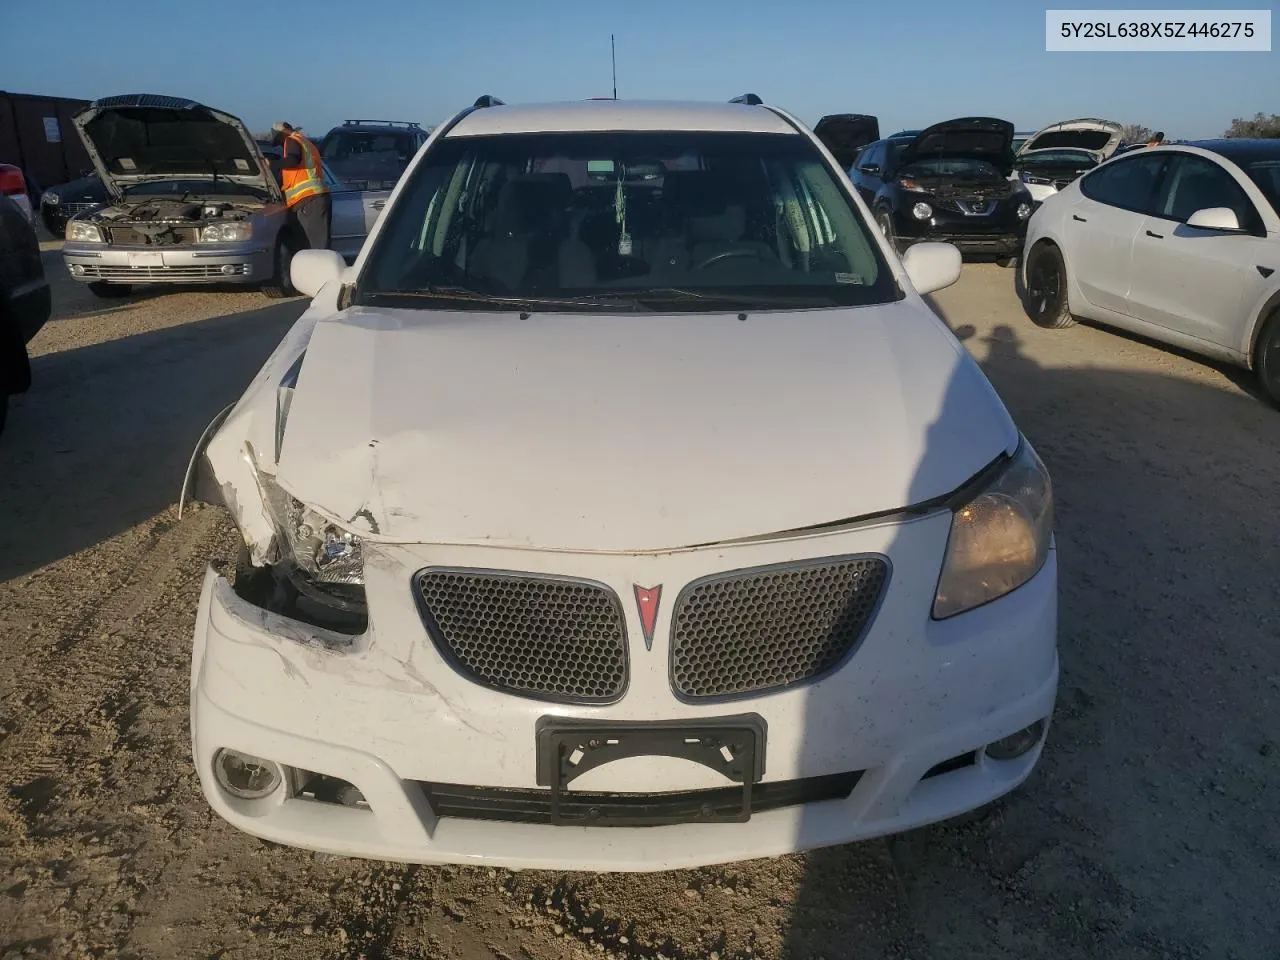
<box><xmin>1</xmin><ymin>189</ymin><xmax>51</xmax><ymax>435</ymax></box>
<box><xmin>845</xmin><ymin>118</ymin><xmax>1034</xmax><ymax>264</ymax></box>
<box><xmin>38</xmin><ymin>171</ymin><xmax>109</xmax><ymax>236</ymax></box>
<box><xmin>317</xmin><ymin>120</ymin><xmax>429</xmax><ymax>189</ymax></box>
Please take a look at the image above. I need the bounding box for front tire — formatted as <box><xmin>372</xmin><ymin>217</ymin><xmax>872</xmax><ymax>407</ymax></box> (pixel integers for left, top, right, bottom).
<box><xmin>261</xmin><ymin>235</ymin><xmax>297</xmax><ymax>299</ymax></box>
<box><xmin>1254</xmin><ymin>311</ymin><xmax>1280</xmax><ymax>408</ymax></box>
<box><xmin>1023</xmin><ymin>243</ymin><xmax>1075</xmax><ymax>329</ymax></box>
<box><xmin>87</xmin><ymin>281</ymin><xmax>133</xmax><ymax>298</ymax></box>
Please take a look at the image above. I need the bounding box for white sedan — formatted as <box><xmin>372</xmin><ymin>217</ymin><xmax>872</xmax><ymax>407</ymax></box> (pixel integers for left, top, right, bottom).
<box><xmin>180</xmin><ymin>95</ymin><xmax>1057</xmax><ymax>872</ymax></box>
<box><xmin>1021</xmin><ymin>141</ymin><xmax>1280</xmax><ymax>404</ymax></box>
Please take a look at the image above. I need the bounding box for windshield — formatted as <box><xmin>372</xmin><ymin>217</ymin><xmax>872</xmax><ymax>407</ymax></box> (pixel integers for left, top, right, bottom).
<box><xmin>1242</xmin><ymin>158</ymin><xmax>1280</xmax><ymax>216</ymax></box>
<box><xmin>322</xmin><ymin>131</ymin><xmax>415</xmax><ymax>161</ymax></box>
<box><xmin>899</xmin><ymin>157</ymin><xmax>1003</xmax><ymax>179</ymax></box>
<box><xmin>121</xmin><ymin>179</ymin><xmax>269</xmax><ymax>199</ymax></box>
<box><xmin>355</xmin><ymin>130</ymin><xmax>898</xmax><ymax>312</ymax></box>
<box><xmin>1016</xmin><ymin>150</ymin><xmax>1098</xmax><ymax>169</ymax></box>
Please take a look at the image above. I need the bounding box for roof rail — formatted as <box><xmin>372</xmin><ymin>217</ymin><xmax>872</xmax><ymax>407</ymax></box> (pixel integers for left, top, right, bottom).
<box><xmin>342</xmin><ymin>119</ymin><xmax>422</xmax><ymax>128</ymax></box>
<box><xmin>729</xmin><ymin>93</ymin><xmax>763</xmax><ymax>105</ymax></box>
<box><xmin>473</xmin><ymin>95</ymin><xmax>506</xmax><ymax>108</ymax></box>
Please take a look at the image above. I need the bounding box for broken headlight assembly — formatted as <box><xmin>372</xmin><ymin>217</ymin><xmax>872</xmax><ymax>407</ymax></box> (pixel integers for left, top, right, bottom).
<box><xmin>933</xmin><ymin>438</ymin><xmax>1053</xmax><ymax>619</ymax></box>
<box><xmin>199</xmin><ymin>221</ymin><xmax>253</xmax><ymax>243</ymax></box>
<box><xmin>66</xmin><ymin>220</ymin><xmax>103</xmax><ymax>242</ymax></box>
<box><xmin>250</xmin><ymin>471</ymin><xmax>369</xmax><ymax>633</ymax></box>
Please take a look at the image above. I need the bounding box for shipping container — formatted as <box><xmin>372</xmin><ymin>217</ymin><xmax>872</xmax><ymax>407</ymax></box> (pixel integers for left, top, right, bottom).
<box><xmin>0</xmin><ymin>91</ymin><xmax>93</xmax><ymax>193</ymax></box>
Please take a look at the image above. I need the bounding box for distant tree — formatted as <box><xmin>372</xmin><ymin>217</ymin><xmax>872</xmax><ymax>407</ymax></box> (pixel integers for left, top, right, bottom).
<box><xmin>1119</xmin><ymin>123</ymin><xmax>1154</xmax><ymax>144</ymax></box>
<box><xmin>1223</xmin><ymin>113</ymin><xmax>1280</xmax><ymax>138</ymax></box>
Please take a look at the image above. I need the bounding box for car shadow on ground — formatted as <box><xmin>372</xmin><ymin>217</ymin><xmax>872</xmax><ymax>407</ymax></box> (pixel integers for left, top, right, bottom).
<box><xmin>1001</xmin><ymin>260</ymin><xmax>1268</xmax><ymax>403</ymax></box>
<box><xmin>780</xmin><ymin>316</ymin><xmax>1280</xmax><ymax>958</ymax></box>
<box><xmin>0</xmin><ymin>300</ymin><xmax>303</xmax><ymax>581</ymax></box>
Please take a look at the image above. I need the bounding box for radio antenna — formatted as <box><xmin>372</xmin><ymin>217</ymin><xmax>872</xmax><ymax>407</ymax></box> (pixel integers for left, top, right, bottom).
<box><xmin>611</xmin><ymin>34</ymin><xmax>617</xmax><ymax>100</ymax></box>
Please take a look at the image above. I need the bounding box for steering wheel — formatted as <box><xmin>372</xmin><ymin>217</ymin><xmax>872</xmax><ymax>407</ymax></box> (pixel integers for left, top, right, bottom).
<box><xmin>692</xmin><ymin>248</ymin><xmax>773</xmax><ymax>271</ymax></box>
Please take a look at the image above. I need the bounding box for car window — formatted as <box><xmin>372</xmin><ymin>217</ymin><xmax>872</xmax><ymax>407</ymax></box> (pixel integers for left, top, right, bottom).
<box><xmin>322</xmin><ymin>131</ymin><xmax>414</xmax><ymax>160</ymax></box>
<box><xmin>858</xmin><ymin>142</ymin><xmax>884</xmax><ymax>171</ymax></box>
<box><xmin>1079</xmin><ymin>154</ymin><xmax>1168</xmax><ymax>214</ymax></box>
<box><xmin>1239</xmin><ymin>158</ymin><xmax>1280</xmax><ymax>219</ymax></box>
<box><xmin>1155</xmin><ymin>154</ymin><xmax>1259</xmax><ymax>228</ymax></box>
<box><xmin>355</xmin><ymin>130</ymin><xmax>899</xmax><ymax>313</ymax></box>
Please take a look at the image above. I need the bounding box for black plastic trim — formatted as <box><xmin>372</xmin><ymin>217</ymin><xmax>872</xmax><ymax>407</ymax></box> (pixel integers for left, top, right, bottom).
<box><xmin>421</xmin><ymin>769</ymin><xmax>860</xmax><ymax>827</ymax></box>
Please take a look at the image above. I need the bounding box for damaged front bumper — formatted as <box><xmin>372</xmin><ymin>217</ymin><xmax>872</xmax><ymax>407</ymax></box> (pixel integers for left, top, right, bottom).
<box><xmin>190</xmin><ymin>515</ymin><xmax>1059</xmax><ymax>872</ymax></box>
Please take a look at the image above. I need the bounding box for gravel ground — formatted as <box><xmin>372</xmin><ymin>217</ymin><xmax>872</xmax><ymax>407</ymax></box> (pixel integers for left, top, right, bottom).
<box><xmin>1</xmin><ymin>250</ymin><xmax>1278</xmax><ymax>960</ymax></box>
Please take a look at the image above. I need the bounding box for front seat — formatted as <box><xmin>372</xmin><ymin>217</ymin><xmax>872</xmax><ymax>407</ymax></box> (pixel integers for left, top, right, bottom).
<box><xmin>654</xmin><ymin>171</ymin><xmax>774</xmax><ymax>274</ymax></box>
<box><xmin>470</xmin><ymin>174</ymin><xmax>574</xmax><ymax>290</ymax></box>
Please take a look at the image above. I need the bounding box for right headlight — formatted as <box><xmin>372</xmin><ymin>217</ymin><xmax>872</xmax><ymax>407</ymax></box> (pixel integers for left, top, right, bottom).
<box><xmin>66</xmin><ymin>220</ymin><xmax>103</xmax><ymax>242</ymax></box>
<box><xmin>200</xmin><ymin>221</ymin><xmax>253</xmax><ymax>243</ymax></box>
<box><xmin>933</xmin><ymin>438</ymin><xmax>1053</xmax><ymax>619</ymax></box>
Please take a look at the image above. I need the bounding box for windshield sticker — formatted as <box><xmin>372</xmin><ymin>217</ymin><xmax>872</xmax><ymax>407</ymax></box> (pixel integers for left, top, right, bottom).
<box><xmin>234</xmin><ymin>158</ymin><xmax>250</xmax><ymax>171</ymax></box>
<box><xmin>835</xmin><ymin>272</ymin><xmax>865</xmax><ymax>285</ymax></box>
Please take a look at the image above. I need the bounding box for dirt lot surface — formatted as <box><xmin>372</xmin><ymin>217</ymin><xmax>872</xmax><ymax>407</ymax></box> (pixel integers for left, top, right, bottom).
<box><xmin>2</xmin><ymin>251</ymin><xmax>1278</xmax><ymax>960</ymax></box>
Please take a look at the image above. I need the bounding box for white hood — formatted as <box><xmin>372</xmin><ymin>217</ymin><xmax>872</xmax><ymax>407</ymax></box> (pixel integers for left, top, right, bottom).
<box><xmin>1018</xmin><ymin>118</ymin><xmax>1123</xmax><ymax>160</ymax></box>
<box><xmin>272</xmin><ymin>303</ymin><xmax>1016</xmax><ymax>552</ymax></box>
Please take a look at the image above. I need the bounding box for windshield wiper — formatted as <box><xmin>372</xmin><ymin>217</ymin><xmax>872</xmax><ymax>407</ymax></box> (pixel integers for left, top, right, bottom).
<box><xmin>604</xmin><ymin>287</ymin><xmax>844</xmax><ymax>308</ymax></box>
<box><xmin>361</xmin><ymin>286</ymin><xmax>651</xmax><ymax>311</ymax></box>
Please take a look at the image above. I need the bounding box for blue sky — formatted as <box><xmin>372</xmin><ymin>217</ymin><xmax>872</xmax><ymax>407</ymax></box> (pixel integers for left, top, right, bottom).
<box><xmin>1</xmin><ymin>0</ymin><xmax>1275</xmax><ymax>139</ymax></box>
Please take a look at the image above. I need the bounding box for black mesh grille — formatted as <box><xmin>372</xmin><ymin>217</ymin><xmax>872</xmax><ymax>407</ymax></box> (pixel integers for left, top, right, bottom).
<box><xmin>670</xmin><ymin>556</ymin><xmax>888</xmax><ymax>700</ymax></box>
<box><xmin>414</xmin><ymin>570</ymin><xmax>628</xmax><ymax>704</ymax></box>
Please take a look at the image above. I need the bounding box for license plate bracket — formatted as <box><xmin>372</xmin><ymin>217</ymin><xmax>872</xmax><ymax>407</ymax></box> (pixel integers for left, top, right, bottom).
<box><xmin>535</xmin><ymin>714</ymin><xmax>766</xmax><ymax>825</ymax></box>
<box><xmin>128</xmin><ymin>251</ymin><xmax>163</xmax><ymax>268</ymax></box>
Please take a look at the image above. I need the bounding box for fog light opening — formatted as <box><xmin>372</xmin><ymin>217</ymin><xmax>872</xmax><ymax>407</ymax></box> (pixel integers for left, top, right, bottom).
<box><xmin>220</xmin><ymin>263</ymin><xmax>238</xmax><ymax>276</ymax></box>
<box><xmin>293</xmin><ymin>770</ymin><xmax>369</xmax><ymax>808</ymax></box>
<box><xmin>213</xmin><ymin>748</ymin><xmax>283</xmax><ymax>800</ymax></box>
<box><xmin>912</xmin><ymin>202</ymin><xmax>933</xmax><ymax>221</ymax></box>
<box><xmin>69</xmin><ymin>263</ymin><xmax>85</xmax><ymax>277</ymax></box>
<box><xmin>984</xmin><ymin>720</ymin><xmax>1047</xmax><ymax>761</ymax></box>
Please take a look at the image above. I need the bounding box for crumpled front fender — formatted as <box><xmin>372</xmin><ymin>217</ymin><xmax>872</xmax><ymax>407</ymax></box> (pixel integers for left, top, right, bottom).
<box><xmin>176</xmin><ymin>289</ymin><xmax>337</xmax><ymax>562</ymax></box>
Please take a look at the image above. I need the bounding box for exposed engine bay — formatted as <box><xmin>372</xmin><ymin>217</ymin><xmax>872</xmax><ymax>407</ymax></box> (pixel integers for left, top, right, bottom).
<box><xmin>907</xmin><ymin>176</ymin><xmax>1018</xmax><ymax>201</ymax></box>
<box><xmin>85</xmin><ymin>198</ymin><xmax>261</xmax><ymax>246</ymax></box>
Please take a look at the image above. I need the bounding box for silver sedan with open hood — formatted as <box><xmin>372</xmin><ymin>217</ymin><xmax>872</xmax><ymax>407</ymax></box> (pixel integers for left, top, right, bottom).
<box><xmin>60</xmin><ymin>94</ymin><xmax>388</xmax><ymax>299</ymax></box>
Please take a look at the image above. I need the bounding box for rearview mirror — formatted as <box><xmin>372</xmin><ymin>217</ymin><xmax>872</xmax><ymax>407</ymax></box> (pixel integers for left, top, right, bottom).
<box><xmin>901</xmin><ymin>242</ymin><xmax>962</xmax><ymax>295</ymax></box>
<box><xmin>290</xmin><ymin>248</ymin><xmax>347</xmax><ymax>299</ymax></box>
<box><xmin>1186</xmin><ymin>207</ymin><xmax>1241</xmax><ymax>231</ymax></box>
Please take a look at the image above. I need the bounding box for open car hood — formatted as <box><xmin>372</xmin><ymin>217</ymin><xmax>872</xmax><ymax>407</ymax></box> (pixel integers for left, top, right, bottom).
<box><xmin>269</xmin><ymin>303</ymin><xmax>1017</xmax><ymax>552</ymax></box>
<box><xmin>1017</xmin><ymin>118</ymin><xmax>1123</xmax><ymax>159</ymax></box>
<box><xmin>71</xmin><ymin>94</ymin><xmax>283</xmax><ymax>202</ymax></box>
<box><xmin>899</xmin><ymin>117</ymin><xmax>1015</xmax><ymax>174</ymax></box>
<box><xmin>814</xmin><ymin>114</ymin><xmax>881</xmax><ymax>168</ymax></box>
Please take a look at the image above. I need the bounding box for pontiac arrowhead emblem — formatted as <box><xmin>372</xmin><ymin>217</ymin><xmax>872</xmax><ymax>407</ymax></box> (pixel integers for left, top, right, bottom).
<box><xmin>633</xmin><ymin>585</ymin><xmax>662</xmax><ymax>651</ymax></box>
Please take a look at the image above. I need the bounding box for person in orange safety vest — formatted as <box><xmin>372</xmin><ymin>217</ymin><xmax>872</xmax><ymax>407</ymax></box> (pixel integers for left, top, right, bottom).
<box><xmin>270</xmin><ymin>121</ymin><xmax>331</xmax><ymax>251</ymax></box>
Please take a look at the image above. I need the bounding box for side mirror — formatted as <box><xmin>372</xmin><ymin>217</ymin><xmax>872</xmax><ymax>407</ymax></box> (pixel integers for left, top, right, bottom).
<box><xmin>858</xmin><ymin>163</ymin><xmax>881</xmax><ymax>176</ymax></box>
<box><xmin>1186</xmin><ymin>206</ymin><xmax>1241</xmax><ymax>231</ymax></box>
<box><xmin>901</xmin><ymin>242</ymin><xmax>962</xmax><ymax>295</ymax></box>
<box><xmin>290</xmin><ymin>248</ymin><xmax>347</xmax><ymax>298</ymax></box>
